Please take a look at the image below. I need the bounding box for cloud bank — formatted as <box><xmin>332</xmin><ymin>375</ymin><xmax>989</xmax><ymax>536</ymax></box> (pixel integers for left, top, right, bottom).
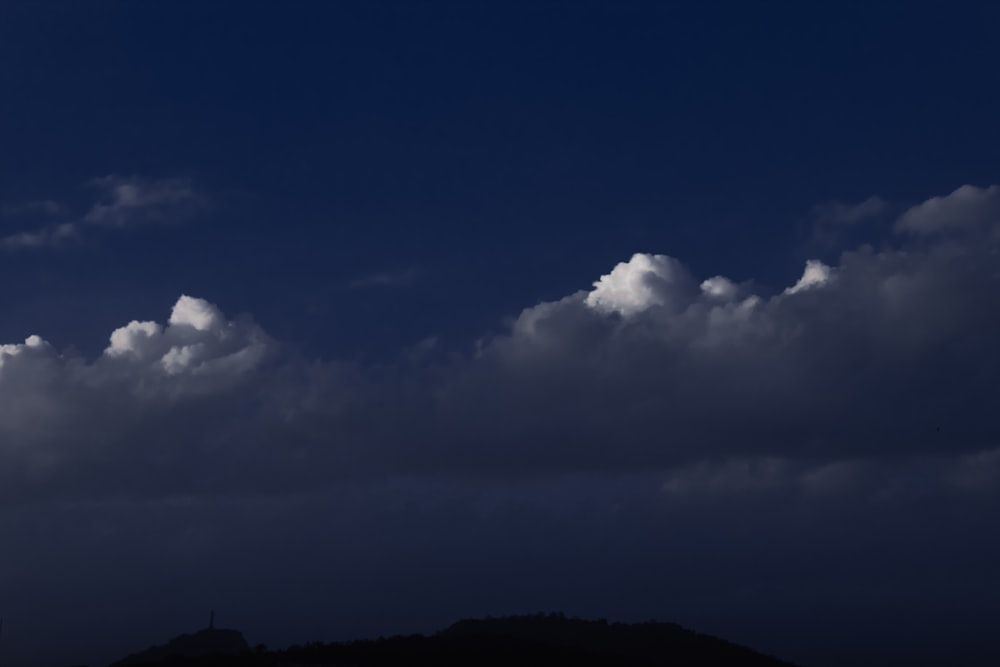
<box><xmin>0</xmin><ymin>184</ymin><xmax>998</xmax><ymax>507</ymax></box>
<box><xmin>2</xmin><ymin>183</ymin><xmax>999</xmax><ymax>667</ymax></box>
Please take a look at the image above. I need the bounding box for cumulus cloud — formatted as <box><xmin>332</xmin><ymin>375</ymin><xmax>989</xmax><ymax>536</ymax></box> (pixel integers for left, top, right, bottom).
<box><xmin>584</xmin><ymin>253</ymin><xmax>694</xmax><ymax>316</ymax></box>
<box><xmin>700</xmin><ymin>276</ymin><xmax>739</xmax><ymax>300</ymax></box>
<box><xmin>418</xmin><ymin>185</ymin><xmax>1000</xmax><ymax>479</ymax></box>
<box><xmin>0</xmin><ymin>295</ymin><xmax>274</xmax><ymax>505</ymax></box>
<box><xmin>2</xmin><ymin>183</ymin><xmax>999</xmax><ymax>507</ymax></box>
<box><xmin>784</xmin><ymin>259</ymin><xmax>833</xmax><ymax>294</ymax></box>
<box><xmin>101</xmin><ymin>295</ymin><xmax>266</xmax><ymax>378</ymax></box>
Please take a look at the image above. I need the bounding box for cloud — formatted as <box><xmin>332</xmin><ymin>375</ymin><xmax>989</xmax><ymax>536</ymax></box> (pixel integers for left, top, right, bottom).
<box><xmin>1</xmin><ymin>221</ymin><xmax>78</xmax><ymax>249</ymax></box>
<box><xmin>0</xmin><ymin>176</ymin><xmax>205</xmax><ymax>251</ymax></box>
<box><xmin>3</xmin><ymin>184</ymin><xmax>1000</xmax><ymax>667</ymax></box>
<box><xmin>895</xmin><ymin>183</ymin><xmax>1000</xmax><ymax>236</ymax></box>
<box><xmin>584</xmin><ymin>253</ymin><xmax>694</xmax><ymax>316</ymax></box>
<box><xmin>0</xmin><ymin>295</ymin><xmax>273</xmax><ymax>505</ymax></box>
<box><xmin>417</xmin><ymin>185</ymin><xmax>999</xmax><ymax>477</ymax></box>
<box><xmin>1</xmin><ymin>183</ymin><xmax>999</xmax><ymax>508</ymax></box>
<box><xmin>82</xmin><ymin>175</ymin><xmax>203</xmax><ymax>228</ymax></box>
<box><xmin>0</xmin><ymin>199</ymin><xmax>63</xmax><ymax>216</ymax></box>
<box><xmin>812</xmin><ymin>195</ymin><xmax>887</xmax><ymax>227</ymax></box>
<box><xmin>806</xmin><ymin>195</ymin><xmax>889</xmax><ymax>249</ymax></box>
<box><xmin>346</xmin><ymin>268</ymin><xmax>419</xmax><ymax>289</ymax></box>
<box><xmin>783</xmin><ymin>259</ymin><xmax>833</xmax><ymax>294</ymax></box>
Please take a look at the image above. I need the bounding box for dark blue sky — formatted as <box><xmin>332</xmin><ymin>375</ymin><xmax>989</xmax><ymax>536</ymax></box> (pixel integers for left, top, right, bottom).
<box><xmin>3</xmin><ymin>1</ymin><xmax>998</xmax><ymax>358</ymax></box>
<box><xmin>1</xmin><ymin>2</ymin><xmax>1000</xmax><ymax>666</ymax></box>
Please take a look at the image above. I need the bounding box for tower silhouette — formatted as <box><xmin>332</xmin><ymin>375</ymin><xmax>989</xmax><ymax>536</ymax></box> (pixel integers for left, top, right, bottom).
<box><xmin>209</xmin><ymin>610</ymin><xmax>215</xmax><ymax>630</ymax></box>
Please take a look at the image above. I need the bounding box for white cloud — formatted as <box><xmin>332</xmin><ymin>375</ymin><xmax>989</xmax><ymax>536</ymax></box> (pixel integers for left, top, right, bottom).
<box><xmin>99</xmin><ymin>295</ymin><xmax>268</xmax><ymax>381</ymax></box>
<box><xmin>584</xmin><ymin>253</ymin><xmax>694</xmax><ymax>316</ymax></box>
<box><xmin>0</xmin><ymin>335</ymin><xmax>51</xmax><ymax>370</ymax></box>
<box><xmin>784</xmin><ymin>259</ymin><xmax>833</xmax><ymax>294</ymax></box>
<box><xmin>168</xmin><ymin>294</ymin><xmax>224</xmax><ymax>332</ymax></box>
<box><xmin>700</xmin><ymin>276</ymin><xmax>739</xmax><ymax>300</ymax></box>
<box><xmin>106</xmin><ymin>321</ymin><xmax>163</xmax><ymax>359</ymax></box>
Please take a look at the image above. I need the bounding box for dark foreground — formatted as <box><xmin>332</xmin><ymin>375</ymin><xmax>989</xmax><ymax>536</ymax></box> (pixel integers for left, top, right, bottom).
<box><xmin>109</xmin><ymin>613</ymin><xmax>800</xmax><ymax>667</ymax></box>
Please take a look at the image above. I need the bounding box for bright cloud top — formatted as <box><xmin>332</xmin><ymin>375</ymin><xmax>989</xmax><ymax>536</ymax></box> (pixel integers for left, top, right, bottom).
<box><xmin>102</xmin><ymin>295</ymin><xmax>267</xmax><ymax>378</ymax></box>
<box><xmin>784</xmin><ymin>259</ymin><xmax>833</xmax><ymax>294</ymax></box>
<box><xmin>584</xmin><ymin>253</ymin><xmax>692</xmax><ymax>316</ymax></box>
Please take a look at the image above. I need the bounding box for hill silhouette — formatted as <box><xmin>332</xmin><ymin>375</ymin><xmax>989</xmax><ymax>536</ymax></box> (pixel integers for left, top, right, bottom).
<box><xmin>109</xmin><ymin>626</ymin><xmax>248</xmax><ymax>666</ymax></box>
<box><xmin>106</xmin><ymin>612</ymin><xmax>799</xmax><ymax>667</ymax></box>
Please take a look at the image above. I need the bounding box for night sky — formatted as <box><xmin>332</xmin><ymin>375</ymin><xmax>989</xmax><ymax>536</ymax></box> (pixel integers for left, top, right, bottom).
<box><xmin>2</xmin><ymin>2</ymin><xmax>1000</xmax><ymax>666</ymax></box>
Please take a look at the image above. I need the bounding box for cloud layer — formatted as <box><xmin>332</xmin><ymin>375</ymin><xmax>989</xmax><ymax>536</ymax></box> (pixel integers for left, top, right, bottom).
<box><xmin>0</xmin><ymin>184</ymin><xmax>998</xmax><ymax>507</ymax></box>
<box><xmin>1</xmin><ymin>184</ymin><xmax>999</xmax><ymax>667</ymax></box>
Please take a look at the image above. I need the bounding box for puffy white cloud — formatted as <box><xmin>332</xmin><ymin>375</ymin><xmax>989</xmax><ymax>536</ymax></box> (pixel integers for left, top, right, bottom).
<box><xmin>784</xmin><ymin>259</ymin><xmax>833</xmax><ymax>294</ymax></box>
<box><xmin>168</xmin><ymin>294</ymin><xmax>224</xmax><ymax>332</ymax></box>
<box><xmin>106</xmin><ymin>321</ymin><xmax>163</xmax><ymax>359</ymax></box>
<box><xmin>0</xmin><ymin>335</ymin><xmax>51</xmax><ymax>370</ymax></box>
<box><xmin>700</xmin><ymin>276</ymin><xmax>739</xmax><ymax>300</ymax></box>
<box><xmin>584</xmin><ymin>253</ymin><xmax>694</xmax><ymax>316</ymax></box>
<box><xmin>100</xmin><ymin>295</ymin><xmax>266</xmax><ymax>379</ymax></box>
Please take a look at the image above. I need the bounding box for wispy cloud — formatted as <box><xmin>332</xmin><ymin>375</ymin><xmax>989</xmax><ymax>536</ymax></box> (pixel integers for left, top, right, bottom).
<box><xmin>805</xmin><ymin>195</ymin><xmax>889</xmax><ymax>249</ymax></box>
<box><xmin>0</xmin><ymin>176</ymin><xmax>206</xmax><ymax>251</ymax></box>
<box><xmin>1</xmin><ymin>222</ymin><xmax>79</xmax><ymax>250</ymax></box>
<box><xmin>346</xmin><ymin>268</ymin><xmax>419</xmax><ymax>289</ymax></box>
<box><xmin>0</xmin><ymin>200</ymin><xmax>63</xmax><ymax>217</ymax></box>
<box><xmin>82</xmin><ymin>175</ymin><xmax>203</xmax><ymax>228</ymax></box>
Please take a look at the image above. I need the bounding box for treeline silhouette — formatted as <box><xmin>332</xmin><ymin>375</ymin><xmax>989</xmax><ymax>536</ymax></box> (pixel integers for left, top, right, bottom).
<box><xmin>102</xmin><ymin>613</ymin><xmax>800</xmax><ymax>667</ymax></box>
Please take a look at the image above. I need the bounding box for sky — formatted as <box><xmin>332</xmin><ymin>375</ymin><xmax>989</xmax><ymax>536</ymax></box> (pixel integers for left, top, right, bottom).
<box><xmin>1</xmin><ymin>1</ymin><xmax>999</xmax><ymax>666</ymax></box>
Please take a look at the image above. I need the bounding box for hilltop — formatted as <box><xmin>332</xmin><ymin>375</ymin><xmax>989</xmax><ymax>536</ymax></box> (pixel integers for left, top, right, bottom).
<box><xmin>106</xmin><ymin>612</ymin><xmax>799</xmax><ymax>666</ymax></box>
